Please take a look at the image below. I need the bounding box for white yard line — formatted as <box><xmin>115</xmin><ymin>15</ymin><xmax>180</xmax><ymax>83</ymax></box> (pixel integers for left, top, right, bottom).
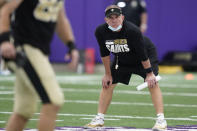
<box><xmin>65</xmin><ymin>100</ymin><xmax>197</xmax><ymax>108</ymax></box>
<box><xmin>0</xmin><ymin>98</ymin><xmax>196</xmax><ymax>108</ymax></box>
<box><xmin>0</xmin><ymin>112</ymin><xmax>197</xmax><ymax>122</ymax></box>
<box><xmin>190</xmin><ymin>116</ymin><xmax>197</xmax><ymax>118</ymax></box>
<box><xmin>1</xmin><ymin>88</ymin><xmax>197</xmax><ymax>97</ymax></box>
<box><xmin>0</xmin><ymin>76</ymin><xmax>15</xmax><ymax>81</ymax></box>
<box><xmin>1</xmin><ymin>83</ymin><xmax>196</xmax><ymax>89</ymax></box>
<box><xmin>62</xmin><ymin>88</ymin><xmax>197</xmax><ymax>97</ymax></box>
<box><xmin>0</xmin><ymin>75</ymin><xmax>197</xmax><ymax>89</ymax></box>
<box><xmin>0</xmin><ymin>86</ymin><xmax>12</xmax><ymax>89</ymax></box>
<box><xmin>30</xmin><ymin>119</ymin><xmax>63</xmax><ymax>122</ymax></box>
<box><xmin>81</xmin><ymin>118</ymin><xmax>120</xmax><ymax>121</ymax></box>
<box><xmin>1</xmin><ymin>88</ymin><xmax>196</xmax><ymax>97</ymax></box>
<box><xmin>159</xmin><ymin>83</ymin><xmax>197</xmax><ymax>88</ymax></box>
<box><xmin>0</xmin><ymin>91</ymin><xmax>13</xmax><ymax>95</ymax></box>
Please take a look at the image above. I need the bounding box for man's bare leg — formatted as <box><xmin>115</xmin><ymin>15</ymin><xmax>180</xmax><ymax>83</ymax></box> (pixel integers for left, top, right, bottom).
<box><xmin>6</xmin><ymin>113</ymin><xmax>28</xmax><ymax>131</ymax></box>
<box><xmin>98</xmin><ymin>84</ymin><xmax>117</xmax><ymax>114</ymax></box>
<box><xmin>38</xmin><ymin>104</ymin><xmax>60</xmax><ymax>131</ymax></box>
<box><xmin>149</xmin><ymin>83</ymin><xmax>167</xmax><ymax>130</ymax></box>
<box><xmin>85</xmin><ymin>84</ymin><xmax>117</xmax><ymax>128</ymax></box>
<box><xmin>148</xmin><ymin>83</ymin><xmax>164</xmax><ymax>114</ymax></box>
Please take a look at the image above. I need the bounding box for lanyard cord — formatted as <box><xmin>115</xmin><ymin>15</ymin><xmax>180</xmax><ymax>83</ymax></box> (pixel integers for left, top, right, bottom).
<box><xmin>115</xmin><ymin>55</ymin><xmax>119</xmax><ymax>69</ymax></box>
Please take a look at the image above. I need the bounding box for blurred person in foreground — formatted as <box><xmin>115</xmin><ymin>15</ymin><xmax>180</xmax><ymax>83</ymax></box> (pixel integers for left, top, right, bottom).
<box><xmin>114</xmin><ymin>0</ymin><xmax>148</xmax><ymax>33</ymax></box>
<box><xmin>0</xmin><ymin>0</ymin><xmax>79</xmax><ymax>130</ymax></box>
<box><xmin>85</xmin><ymin>5</ymin><xmax>167</xmax><ymax>130</ymax></box>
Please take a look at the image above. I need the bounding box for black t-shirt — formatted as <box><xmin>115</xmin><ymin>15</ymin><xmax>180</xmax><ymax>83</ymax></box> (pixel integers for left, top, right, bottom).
<box><xmin>12</xmin><ymin>0</ymin><xmax>64</xmax><ymax>55</ymax></box>
<box><xmin>114</xmin><ymin>0</ymin><xmax>147</xmax><ymax>27</ymax></box>
<box><xmin>95</xmin><ymin>21</ymin><xmax>148</xmax><ymax>67</ymax></box>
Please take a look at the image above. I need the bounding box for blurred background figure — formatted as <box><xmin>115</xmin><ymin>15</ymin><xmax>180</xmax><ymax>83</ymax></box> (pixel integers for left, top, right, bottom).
<box><xmin>114</xmin><ymin>0</ymin><xmax>148</xmax><ymax>33</ymax></box>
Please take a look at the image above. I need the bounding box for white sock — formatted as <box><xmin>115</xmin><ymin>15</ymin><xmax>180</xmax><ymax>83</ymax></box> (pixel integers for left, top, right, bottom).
<box><xmin>97</xmin><ymin>113</ymin><xmax>104</xmax><ymax>119</ymax></box>
<box><xmin>157</xmin><ymin>113</ymin><xmax>164</xmax><ymax>120</ymax></box>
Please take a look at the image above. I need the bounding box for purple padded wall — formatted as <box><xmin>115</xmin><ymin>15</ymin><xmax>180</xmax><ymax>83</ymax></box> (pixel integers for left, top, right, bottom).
<box><xmin>50</xmin><ymin>0</ymin><xmax>197</xmax><ymax>62</ymax></box>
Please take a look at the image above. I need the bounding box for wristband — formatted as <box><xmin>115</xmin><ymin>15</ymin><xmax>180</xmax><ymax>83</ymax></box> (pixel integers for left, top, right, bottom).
<box><xmin>66</xmin><ymin>41</ymin><xmax>76</xmax><ymax>54</ymax></box>
<box><xmin>0</xmin><ymin>31</ymin><xmax>10</xmax><ymax>45</ymax></box>
<box><xmin>145</xmin><ymin>67</ymin><xmax>153</xmax><ymax>74</ymax></box>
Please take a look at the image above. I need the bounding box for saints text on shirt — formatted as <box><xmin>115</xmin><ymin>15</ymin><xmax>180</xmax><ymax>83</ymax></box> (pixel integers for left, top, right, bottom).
<box><xmin>105</xmin><ymin>39</ymin><xmax>130</xmax><ymax>53</ymax></box>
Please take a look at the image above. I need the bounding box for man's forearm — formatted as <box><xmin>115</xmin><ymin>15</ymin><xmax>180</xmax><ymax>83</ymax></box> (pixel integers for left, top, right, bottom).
<box><xmin>101</xmin><ymin>56</ymin><xmax>111</xmax><ymax>75</ymax></box>
<box><xmin>141</xmin><ymin>59</ymin><xmax>153</xmax><ymax>74</ymax></box>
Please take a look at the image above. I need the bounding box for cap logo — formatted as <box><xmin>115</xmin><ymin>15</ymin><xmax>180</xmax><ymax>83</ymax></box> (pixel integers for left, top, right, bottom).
<box><xmin>111</xmin><ymin>9</ymin><xmax>114</xmax><ymax>12</ymax></box>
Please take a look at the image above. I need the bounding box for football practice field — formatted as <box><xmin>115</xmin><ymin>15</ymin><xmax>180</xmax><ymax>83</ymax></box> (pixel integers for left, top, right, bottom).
<box><xmin>0</xmin><ymin>72</ymin><xmax>197</xmax><ymax>130</ymax></box>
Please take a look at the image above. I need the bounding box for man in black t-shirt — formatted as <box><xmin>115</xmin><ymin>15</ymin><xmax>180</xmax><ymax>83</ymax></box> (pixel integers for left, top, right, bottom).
<box><xmin>85</xmin><ymin>5</ymin><xmax>167</xmax><ymax>130</ymax></box>
<box><xmin>114</xmin><ymin>0</ymin><xmax>148</xmax><ymax>33</ymax></box>
<box><xmin>0</xmin><ymin>0</ymin><xmax>79</xmax><ymax>130</ymax></box>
